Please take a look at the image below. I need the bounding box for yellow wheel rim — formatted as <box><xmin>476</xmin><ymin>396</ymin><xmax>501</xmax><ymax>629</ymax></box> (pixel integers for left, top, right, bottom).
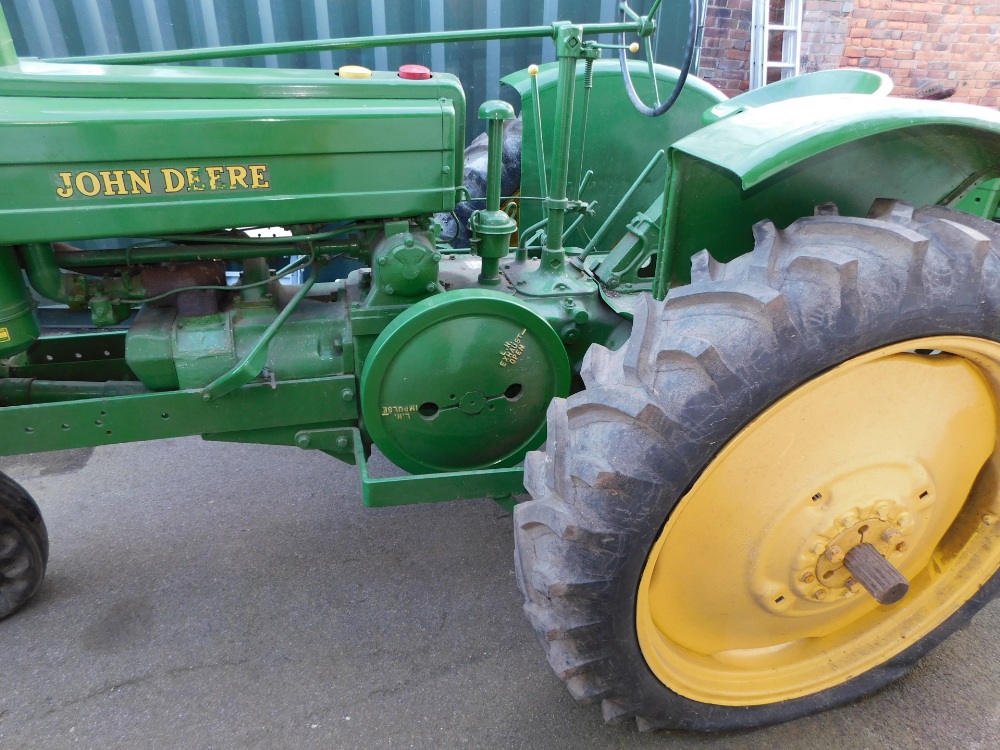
<box><xmin>636</xmin><ymin>336</ymin><xmax>1000</xmax><ymax>705</ymax></box>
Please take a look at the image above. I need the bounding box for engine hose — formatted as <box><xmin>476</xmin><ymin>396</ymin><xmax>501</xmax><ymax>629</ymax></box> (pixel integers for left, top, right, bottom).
<box><xmin>619</xmin><ymin>0</ymin><xmax>698</xmax><ymax>117</ymax></box>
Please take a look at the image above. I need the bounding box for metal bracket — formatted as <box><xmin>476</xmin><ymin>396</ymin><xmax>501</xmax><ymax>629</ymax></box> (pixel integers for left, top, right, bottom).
<box><xmin>293</xmin><ymin>427</ymin><xmax>527</xmax><ymax>508</ymax></box>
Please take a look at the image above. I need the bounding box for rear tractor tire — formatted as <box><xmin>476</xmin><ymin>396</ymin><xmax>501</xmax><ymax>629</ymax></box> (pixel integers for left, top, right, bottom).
<box><xmin>515</xmin><ymin>201</ymin><xmax>1000</xmax><ymax>731</ymax></box>
<box><xmin>0</xmin><ymin>471</ymin><xmax>47</xmax><ymax>620</ymax></box>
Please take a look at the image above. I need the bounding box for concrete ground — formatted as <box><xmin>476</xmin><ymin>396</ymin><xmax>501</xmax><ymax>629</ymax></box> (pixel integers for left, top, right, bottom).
<box><xmin>0</xmin><ymin>437</ymin><xmax>997</xmax><ymax>750</ymax></box>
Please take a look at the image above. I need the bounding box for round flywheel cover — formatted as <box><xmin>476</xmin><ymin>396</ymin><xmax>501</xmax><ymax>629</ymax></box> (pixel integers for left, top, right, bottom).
<box><xmin>360</xmin><ymin>290</ymin><xmax>570</xmax><ymax>474</ymax></box>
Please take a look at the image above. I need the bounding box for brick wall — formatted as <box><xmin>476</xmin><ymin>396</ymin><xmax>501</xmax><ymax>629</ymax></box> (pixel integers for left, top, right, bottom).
<box><xmin>696</xmin><ymin>0</ymin><xmax>999</xmax><ymax>109</ymax></box>
<box><xmin>839</xmin><ymin>0</ymin><xmax>1000</xmax><ymax>107</ymax></box>
<box><xmin>698</xmin><ymin>0</ymin><xmax>752</xmax><ymax>96</ymax></box>
<box><xmin>800</xmin><ymin>1</ymin><xmax>854</xmax><ymax>73</ymax></box>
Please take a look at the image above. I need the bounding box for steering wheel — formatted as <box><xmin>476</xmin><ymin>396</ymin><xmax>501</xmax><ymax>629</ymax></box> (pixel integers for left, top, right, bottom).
<box><xmin>619</xmin><ymin>0</ymin><xmax>699</xmax><ymax>117</ymax></box>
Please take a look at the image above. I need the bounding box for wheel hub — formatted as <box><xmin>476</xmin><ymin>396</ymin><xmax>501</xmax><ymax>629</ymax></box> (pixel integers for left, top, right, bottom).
<box><xmin>754</xmin><ymin>461</ymin><xmax>931</xmax><ymax>614</ymax></box>
<box><xmin>811</xmin><ymin>514</ymin><xmax>909</xmax><ymax>596</ymax></box>
<box><xmin>778</xmin><ymin>498</ymin><xmax>917</xmax><ymax>607</ymax></box>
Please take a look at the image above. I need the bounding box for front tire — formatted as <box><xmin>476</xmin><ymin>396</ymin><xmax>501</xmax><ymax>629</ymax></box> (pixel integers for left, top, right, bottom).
<box><xmin>514</xmin><ymin>202</ymin><xmax>1000</xmax><ymax>731</ymax></box>
<box><xmin>0</xmin><ymin>471</ymin><xmax>48</xmax><ymax>620</ymax></box>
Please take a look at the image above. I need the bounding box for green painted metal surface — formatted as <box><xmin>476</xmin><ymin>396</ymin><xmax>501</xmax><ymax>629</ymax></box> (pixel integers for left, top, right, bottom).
<box><xmin>127</xmin><ymin>297</ymin><xmax>351</xmax><ymax>392</ymax></box>
<box><xmin>702</xmin><ymin>68</ymin><xmax>893</xmax><ymax>124</ymax></box>
<box><xmin>299</xmin><ymin>422</ymin><xmax>524</xmax><ymax>508</ymax></box>
<box><xmin>675</xmin><ymin>95</ymin><xmax>1000</xmax><ymax>191</ymax></box>
<box><xmin>954</xmin><ymin>177</ymin><xmax>1000</xmax><ymax>221</ymax></box>
<box><xmin>360</xmin><ymin>290</ymin><xmax>570</xmax><ymax>474</ymax></box>
<box><xmin>659</xmin><ymin>95</ymin><xmax>1000</xmax><ymax>283</ymax></box>
<box><xmin>471</xmin><ymin>100</ymin><xmax>518</xmax><ymax>285</ymax></box>
<box><xmin>0</xmin><ymin>376</ymin><xmax>357</xmax><ymax>457</ymax></box>
<box><xmin>1</xmin><ymin>332</ymin><xmax>130</xmax><ymax>382</ymax></box>
<box><xmin>505</xmin><ymin>59</ymin><xmax>725</xmax><ymax>256</ymax></box>
<box><xmin>0</xmin><ymin>87</ymin><xmax>461</xmax><ymax>244</ymax></box>
<box><xmin>43</xmin><ymin>23</ymin><xmax>633</xmax><ymax>67</ymax></box>
<box><xmin>0</xmin><ymin>379</ymin><xmax>148</xmax><ymax>406</ymax></box>
<box><xmin>0</xmin><ymin>248</ymin><xmax>37</xmax><ymax>357</ymax></box>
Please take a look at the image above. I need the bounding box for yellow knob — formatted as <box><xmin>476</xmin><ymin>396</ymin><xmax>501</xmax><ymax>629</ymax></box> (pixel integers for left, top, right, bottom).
<box><xmin>528</xmin><ymin>64</ymin><xmax>539</xmax><ymax>76</ymax></box>
<box><xmin>628</xmin><ymin>42</ymin><xmax>640</xmax><ymax>53</ymax></box>
<box><xmin>339</xmin><ymin>65</ymin><xmax>373</xmax><ymax>79</ymax></box>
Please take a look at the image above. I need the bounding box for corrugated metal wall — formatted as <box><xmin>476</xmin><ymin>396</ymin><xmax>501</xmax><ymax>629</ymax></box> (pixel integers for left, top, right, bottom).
<box><xmin>0</xmin><ymin>1</ymin><xmax>689</xmax><ymax>140</ymax></box>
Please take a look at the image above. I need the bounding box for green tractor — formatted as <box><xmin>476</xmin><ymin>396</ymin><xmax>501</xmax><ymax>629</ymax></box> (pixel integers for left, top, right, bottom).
<box><xmin>2</xmin><ymin>0</ymin><xmax>1000</xmax><ymax>733</ymax></box>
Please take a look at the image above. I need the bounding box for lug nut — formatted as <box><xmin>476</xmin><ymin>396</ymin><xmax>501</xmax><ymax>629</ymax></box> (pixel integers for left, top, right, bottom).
<box><xmin>984</xmin><ymin>514</ymin><xmax>996</xmax><ymax>527</ymax></box>
<box><xmin>845</xmin><ymin>578</ymin><xmax>862</xmax><ymax>594</ymax></box>
<box><xmin>800</xmin><ymin>572</ymin><xmax>816</xmax><ymax>584</ymax></box>
<box><xmin>882</xmin><ymin>527</ymin><xmax>900</xmax><ymax>543</ymax></box>
<box><xmin>824</xmin><ymin>545</ymin><xmax>845</xmax><ymax>564</ymax></box>
<box><xmin>839</xmin><ymin>514</ymin><xmax>858</xmax><ymax>528</ymax></box>
<box><xmin>895</xmin><ymin>541</ymin><xmax>909</xmax><ymax>553</ymax></box>
<box><xmin>812</xmin><ymin>589</ymin><xmax>827</xmax><ymax>601</ymax></box>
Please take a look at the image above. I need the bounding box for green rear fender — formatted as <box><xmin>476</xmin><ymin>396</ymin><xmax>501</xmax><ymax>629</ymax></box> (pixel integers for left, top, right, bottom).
<box><xmin>662</xmin><ymin>94</ymin><xmax>1000</xmax><ymax>284</ymax></box>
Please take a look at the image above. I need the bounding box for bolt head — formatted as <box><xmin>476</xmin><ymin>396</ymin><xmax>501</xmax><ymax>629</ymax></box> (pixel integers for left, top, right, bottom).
<box><xmin>881</xmin><ymin>527</ymin><xmax>900</xmax><ymax>543</ymax></box>
<box><xmin>341</xmin><ymin>389</ymin><xmax>354</xmax><ymax>402</ymax></box>
<box><xmin>426</xmin><ymin>283</ymin><xmax>437</xmax><ymax>293</ymax></box>
<box><xmin>823</xmin><ymin>545</ymin><xmax>845</xmax><ymax>563</ymax></box>
<box><xmin>800</xmin><ymin>572</ymin><xmax>816</xmax><ymax>584</ymax></box>
<box><xmin>895</xmin><ymin>541</ymin><xmax>909</xmax><ymax>553</ymax></box>
<box><xmin>812</xmin><ymin>589</ymin><xmax>827</xmax><ymax>601</ymax></box>
<box><xmin>384</xmin><ymin>285</ymin><xmax>394</xmax><ymax>295</ymax></box>
<box><xmin>839</xmin><ymin>514</ymin><xmax>858</xmax><ymax>528</ymax></box>
<box><xmin>845</xmin><ymin>578</ymin><xmax>862</xmax><ymax>593</ymax></box>
<box><xmin>377</xmin><ymin>256</ymin><xmax>387</xmax><ymax>266</ymax></box>
<box><xmin>984</xmin><ymin>514</ymin><xmax>996</xmax><ymax>527</ymax></box>
<box><xmin>335</xmin><ymin>436</ymin><xmax>349</xmax><ymax>449</ymax></box>
<box><xmin>296</xmin><ymin>435</ymin><xmax>311</xmax><ymax>448</ymax></box>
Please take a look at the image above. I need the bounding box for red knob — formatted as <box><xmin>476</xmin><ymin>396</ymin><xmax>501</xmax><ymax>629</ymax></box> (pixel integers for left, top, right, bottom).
<box><xmin>398</xmin><ymin>64</ymin><xmax>431</xmax><ymax>80</ymax></box>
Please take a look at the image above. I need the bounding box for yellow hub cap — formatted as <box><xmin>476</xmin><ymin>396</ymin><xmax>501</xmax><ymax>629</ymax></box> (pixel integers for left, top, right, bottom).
<box><xmin>636</xmin><ymin>336</ymin><xmax>1000</xmax><ymax>705</ymax></box>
